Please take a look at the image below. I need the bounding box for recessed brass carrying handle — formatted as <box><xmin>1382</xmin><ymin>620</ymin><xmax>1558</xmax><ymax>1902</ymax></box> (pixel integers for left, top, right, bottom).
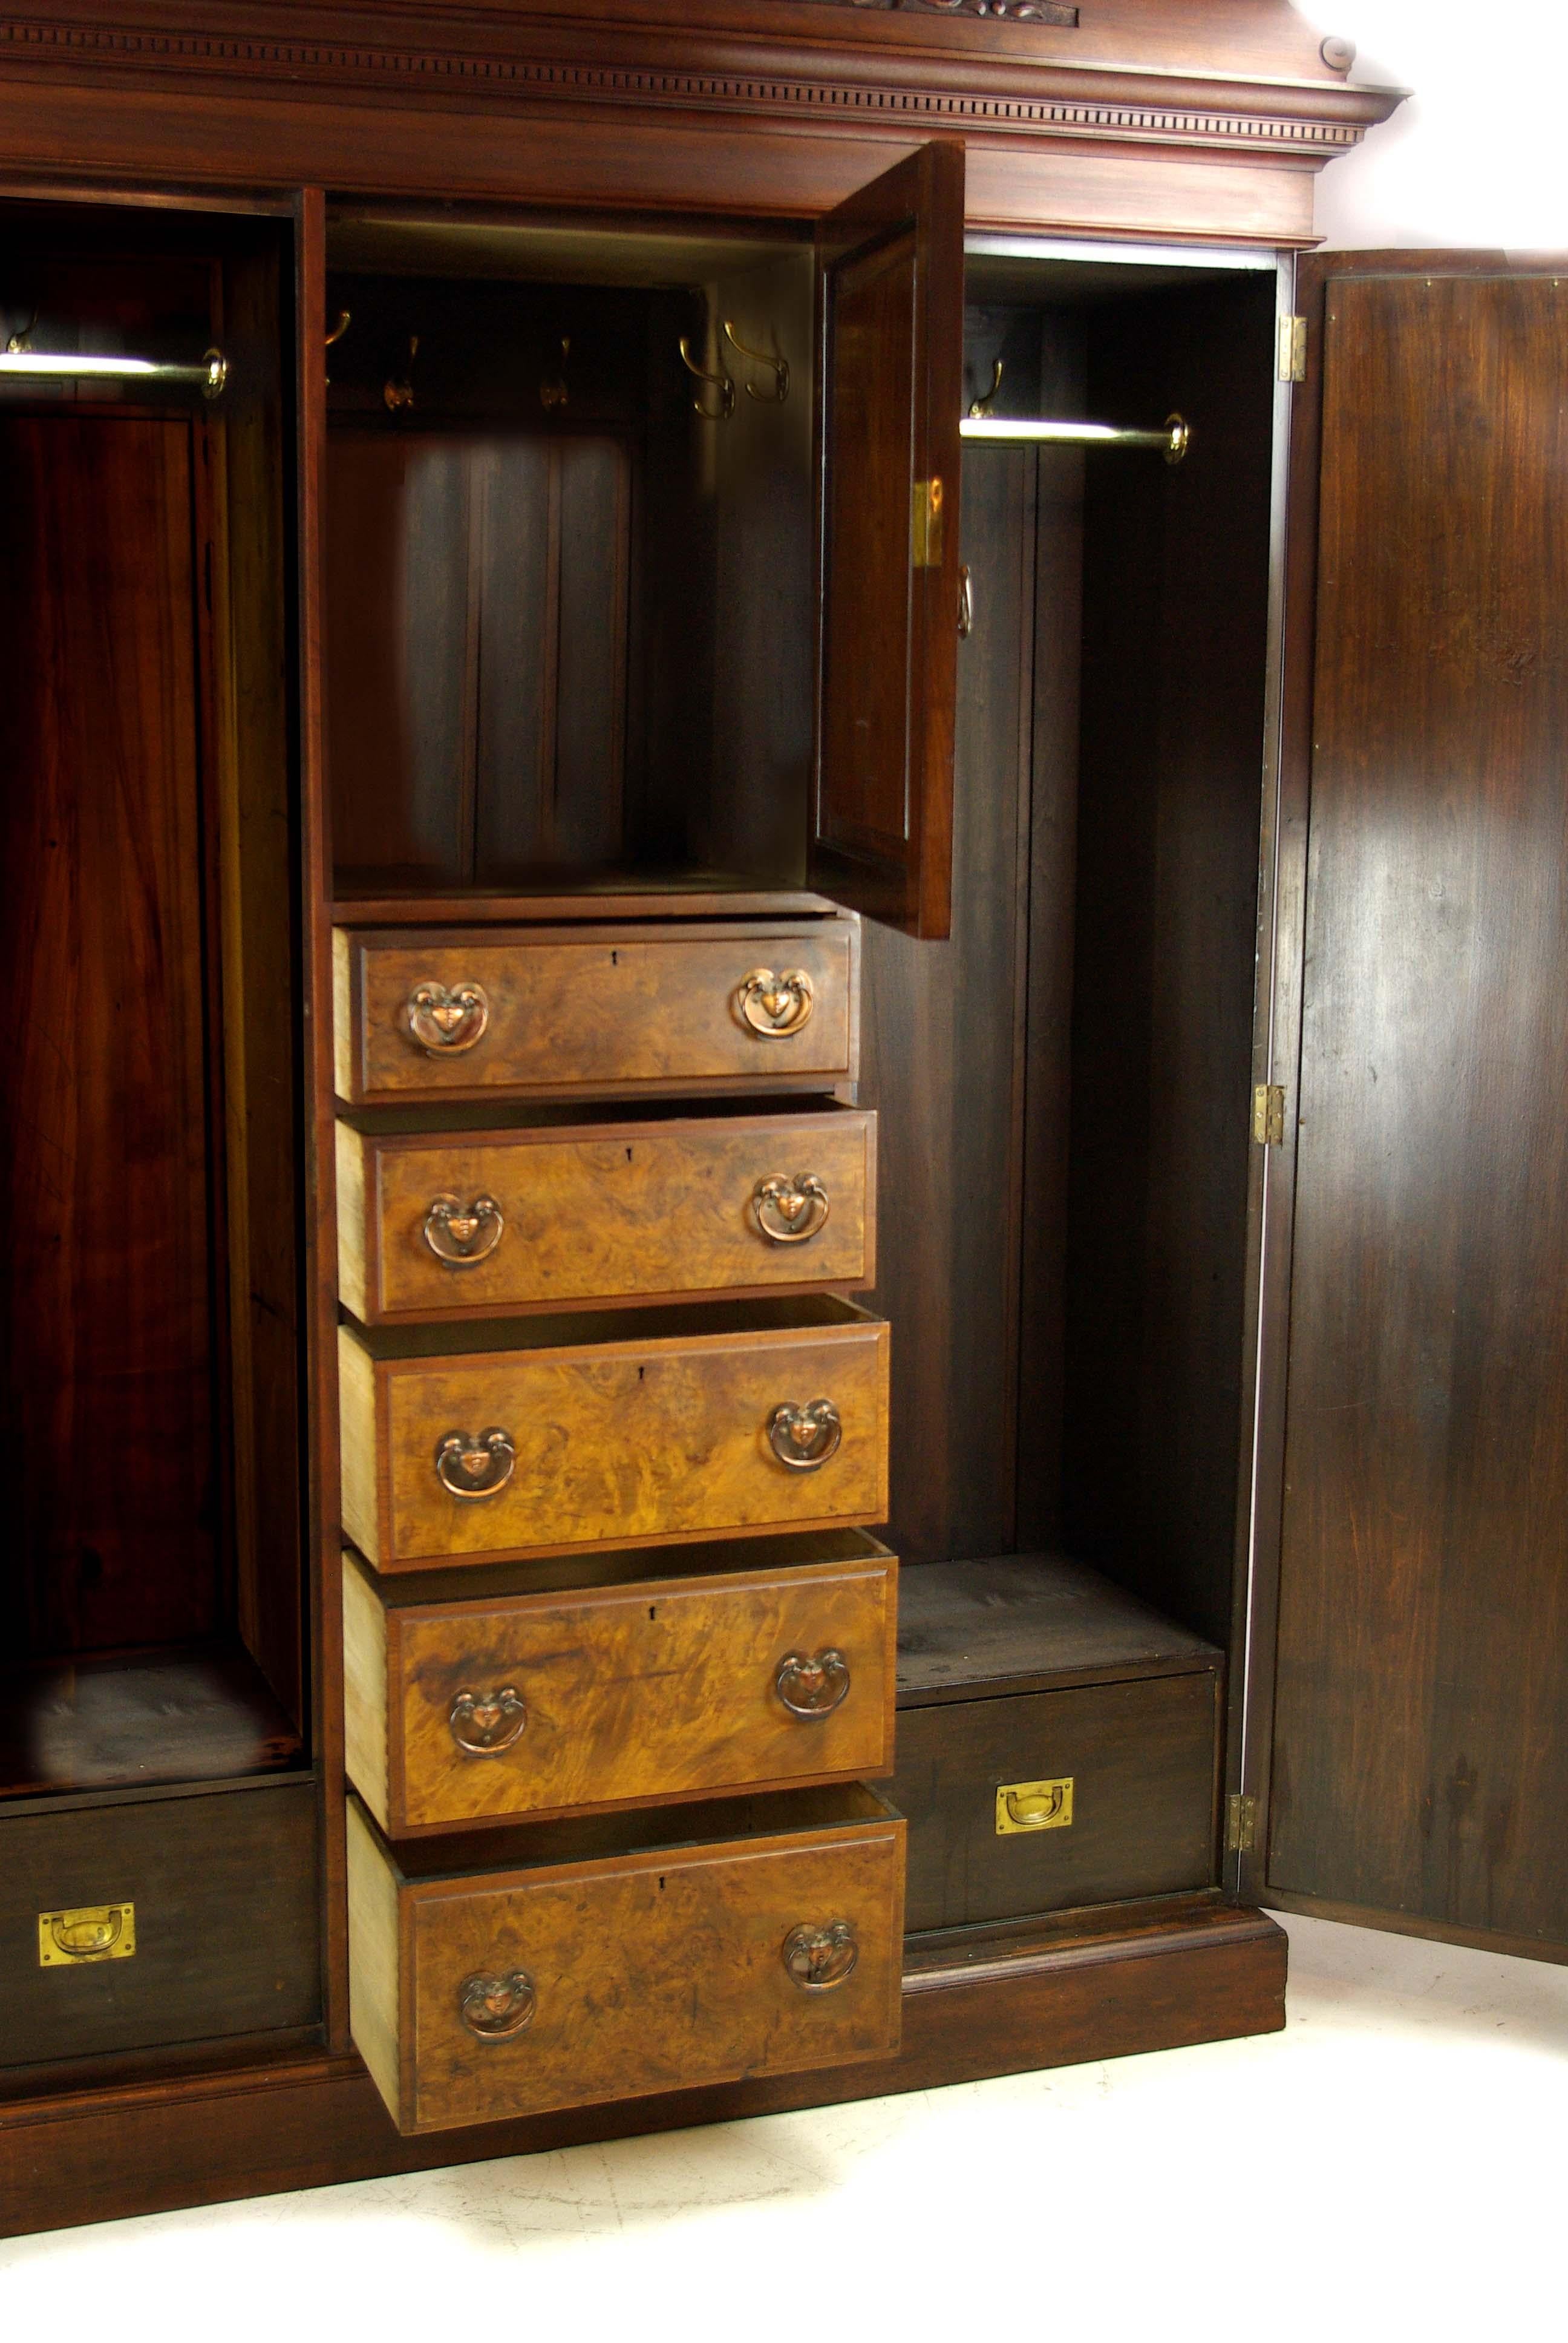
<box><xmin>752</xmin><ymin>1173</ymin><xmax>830</xmax><ymax>1246</ymax></box>
<box><xmin>766</xmin><ymin>1399</ymin><xmax>842</xmax><ymax>1472</ymax></box>
<box><xmin>38</xmin><ymin>1904</ymin><xmax>137</xmax><ymax>1965</ymax></box>
<box><xmin>776</xmin><ymin>1648</ymin><xmax>850</xmax><ymax>1719</ymax></box>
<box><xmin>423</xmin><ymin>1192</ymin><xmax>504</xmax><ymax>1267</ymax></box>
<box><xmin>459</xmin><ymin>1970</ymin><xmax>536</xmax><ymax>2040</ymax></box>
<box><xmin>407</xmin><ymin>980</ymin><xmax>489</xmax><ymax>1055</ymax></box>
<box><xmin>435</xmin><ymin>1428</ymin><xmax>516</xmax><ymax>1501</ymax></box>
<box><xmin>995</xmin><ymin>1777</ymin><xmax>1074</xmax><ymax>1835</ymax></box>
<box><xmin>449</xmin><ymin>1687</ymin><xmax>527</xmax><ymax>1755</ymax></box>
<box><xmin>736</xmin><ymin>968</ymin><xmax>814</xmax><ymax>1039</ymax></box>
<box><xmin>782</xmin><ymin>1921</ymin><xmax>858</xmax><ymax>1991</ymax></box>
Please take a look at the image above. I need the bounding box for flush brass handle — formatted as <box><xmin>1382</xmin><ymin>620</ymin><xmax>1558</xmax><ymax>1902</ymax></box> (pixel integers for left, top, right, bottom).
<box><xmin>38</xmin><ymin>1903</ymin><xmax>137</xmax><ymax>1965</ymax></box>
<box><xmin>435</xmin><ymin>1428</ymin><xmax>516</xmax><ymax>1501</ymax></box>
<box><xmin>776</xmin><ymin>1648</ymin><xmax>851</xmax><ymax>1719</ymax></box>
<box><xmin>737</xmin><ymin>968</ymin><xmax>815</xmax><ymax>1039</ymax></box>
<box><xmin>752</xmin><ymin>1173</ymin><xmax>830</xmax><ymax>1246</ymax></box>
<box><xmin>782</xmin><ymin>1921</ymin><xmax>858</xmax><ymax>1991</ymax></box>
<box><xmin>766</xmin><ymin>1399</ymin><xmax>842</xmax><ymax>1471</ymax></box>
<box><xmin>449</xmin><ymin>1686</ymin><xmax>527</xmax><ymax>1755</ymax></box>
<box><xmin>423</xmin><ymin>1192</ymin><xmax>504</xmax><ymax>1267</ymax></box>
<box><xmin>996</xmin><ymin>1777</ymin><xmax>1074</xmax><ymax>1835</ymax></box>
<box><xmin>459</xmin><ymin>1970</ymin><xmax>536</xmax><ymax>2040</ymax></box>
<box><xmin>407</xmin><ymin>980</ymin><xmax>489</xmax><ymax>1055</ymax></box>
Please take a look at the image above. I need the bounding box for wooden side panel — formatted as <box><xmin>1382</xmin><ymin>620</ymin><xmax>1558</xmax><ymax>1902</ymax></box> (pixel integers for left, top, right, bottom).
<box><xmin>397</xmin><ymin>1810</ymin><xmax>905</xmax><ymax>2132</ymax></box>
<box><xmin>0</xmin><ymin>413</ymin><xmax>218</xmax><ymax>1657</ymax></box>
<box><xmin>342</xmin><ymin>1558</ymin><xmax>391</xmax><ymax>1830</ymax></box>
<box><xmin>375</xmin><ymin>1554</ymin><xmax>896</xmax><ymax>1829</ymax></box>
<box><xmin>344</xmin><ymin>1795</ymin><xmax>402</xmax><ymax>2117</ymax></box>
<box><xmin>350</xmin><ymin>1317</ymin><xmax>890</xmax><ymax>1567</ymax></box>
<box><xmin>350</xmin><ymin>1109</ymin><xmax>874</xmax><ymax>1321</ymax></box>
<box><xmin>812</xmin><ymin>142</ymin><xmax>964</xmax><ymax>938</ymax></box>
<box><xmin>341</xmin><ymin>923</ymin><xmax>856</xmax><ymax>1102</ymax></box>
<box><xmin>1269</xmin><ymin>273</ymin><xmax>1568</xmax><ymax>1950</ymax></box>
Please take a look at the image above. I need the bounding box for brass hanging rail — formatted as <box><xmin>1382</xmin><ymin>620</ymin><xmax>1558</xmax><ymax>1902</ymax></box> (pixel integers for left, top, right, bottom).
<box><xmin>961</xmin><ymin>411</ymin><xmax>1189</xmax><ymax>464</ymax></box>
<box><xmin>0</xmin><ymin>345</ymin><xmax>228</xmax><ymax>397</ymax></box>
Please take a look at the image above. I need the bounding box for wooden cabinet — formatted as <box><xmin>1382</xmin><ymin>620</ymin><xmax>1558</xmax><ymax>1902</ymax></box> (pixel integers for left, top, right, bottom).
<box><xmin>9</xmin><ymin>0</ymin><xmax>1561</xmax><ymax>2244</ymax></box>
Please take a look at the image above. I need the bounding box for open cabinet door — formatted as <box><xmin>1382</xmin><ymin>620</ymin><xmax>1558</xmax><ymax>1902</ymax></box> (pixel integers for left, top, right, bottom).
<box><xmin>1244</xmin><ymin>255</ymin><xmax>1568</xmax><ymax>1960</ymax></box>
<box><xmin>811</xmin><ymin>142</ymin><xmax>964</xmax><ymax>940</ymax></box>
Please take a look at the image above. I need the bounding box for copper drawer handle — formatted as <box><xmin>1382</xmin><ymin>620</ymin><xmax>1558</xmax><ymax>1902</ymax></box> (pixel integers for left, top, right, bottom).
<box><xmin>737</xmin><ymin>967</ymin><xmax>814</xmax><ymax>1039</ymax></box>
<box><xmin>407</xmin><ymin>980</ymin><xmax>489</xmax><ymax>1055</ymax></box>
<box><xmin>423</xmin><ymin>1192</ymin><xmax>505</xmax><ymax>1267</ymax></box>
<box><xmin>449</xmin><ymin>1687</ymin><xmax>527</xmax><ymax>1755</ymax></box>
<box><xmin>435</xmin><ymin>1428</ymin><xmax>516</xmax><ymax>1501</ymax></box>
<box><xmin>766</xmin><ymin>1399</ymin><xmax>842</xmax><ymax>1471</ymax></box>
<box><xmin>776</xmin><ymin>1648</ymin><xmax>850</xmax><ymax>1719</ymax></box>
<box><xmin>460</xmin><ymin>1970</ymin><xmax>536</xmax><ymax>2040</ymax></box>
<box><xmin>782</xmin><ymin>1921</ymin><xmax>858</xmax><ymax>1991</ymax></box>
<box><xmin>753</xmin><ymin>1173</ymin><xmax>830</xmax><ymax>1245</ymax></box>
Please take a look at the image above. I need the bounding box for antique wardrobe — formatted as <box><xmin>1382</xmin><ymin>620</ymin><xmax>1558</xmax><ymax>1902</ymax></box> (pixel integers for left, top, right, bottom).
<box><xmin>3</xmin><ymin>0</ymin><xmax>1563</xmax><ymax>2238</ymax></box>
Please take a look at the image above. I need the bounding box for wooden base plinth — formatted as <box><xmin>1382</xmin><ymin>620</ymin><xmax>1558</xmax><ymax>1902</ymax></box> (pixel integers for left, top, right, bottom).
<box><xmin>0</xmin><ymin>1898</ymin><xmax>1284</xmax><ymax>2241</ymax></box>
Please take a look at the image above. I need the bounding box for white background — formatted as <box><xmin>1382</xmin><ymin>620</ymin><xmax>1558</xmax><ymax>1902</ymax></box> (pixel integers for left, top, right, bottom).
<box><xmin>1298</xmin><ymin>0</ymin><xmax>1568</xmax><ymax>246</ymax></box>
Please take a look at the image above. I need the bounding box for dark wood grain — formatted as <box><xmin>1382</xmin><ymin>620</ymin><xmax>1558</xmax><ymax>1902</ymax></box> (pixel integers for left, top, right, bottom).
<box><xmin>0</xmin><ymin>1778</ymin><xmax>319</xmax><ymax>2070</ymax></box>
<box><xmin>812</xmin><ymin>141</ymin><xmax>964</xmax><ymax>937</ymax></box>
<box><xmin>0</xmin><ymin>410</ymin><xmax>218</xmax><ymax>1661</ymax></box>
<box><xmin>1267</xmin><ymin>270</ymin><xmax>1568</xmax><ymax>1948</ymax></box>
<box><xmin>0</xmin><ymin>1650</ymin><xmax>301</xmax><ymax>1800</ymax></box>
<box><xmin>896</xmin><ymin>1553</ymin><xmax>1221</xmax><ymax>1705</ymax></box>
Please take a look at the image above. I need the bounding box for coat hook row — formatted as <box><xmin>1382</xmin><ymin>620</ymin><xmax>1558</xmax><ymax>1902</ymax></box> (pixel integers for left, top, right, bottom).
<box><xmin>961</xmin><ymin>410</ymin><xmax>1191</xmax><ymax>464</ymax></box>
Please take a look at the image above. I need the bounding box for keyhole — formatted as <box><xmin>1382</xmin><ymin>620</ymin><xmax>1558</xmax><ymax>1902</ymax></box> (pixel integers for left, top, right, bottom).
<box><xmin>626</xmin><ymin>1147</ymin><xmax>633</xmax><ymax>1162</ymax></box>
<box><xmin>611</xmin><ymin>950</ymin><xmax>618</xmax><ymax>967</ymax></box>
<box><xmin>648</xmin><ymin>1605</ymin><xmax>657</xmax><ymax>1621</ymax></box>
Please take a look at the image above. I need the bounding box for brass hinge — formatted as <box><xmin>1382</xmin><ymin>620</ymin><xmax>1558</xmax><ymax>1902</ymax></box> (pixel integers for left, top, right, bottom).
<box><xmin>1277</xmin><ymin>315</ymin><xmax>1307</xmax><ymax>384</ymax></box>
<box><xmin>1226</xmin><ymin>1794</ymin><xmax>1259</xmax><ymax>1855</ymax></box>
<box><xmin>912</xmin><ymin>476</ymin><xmax>946</xmax><ymax>569</ymax></box>
<box><xmin>1253</xmin><ymin>1083</ymin><xmax>1285</xmax><ymax>1146</ymax></box>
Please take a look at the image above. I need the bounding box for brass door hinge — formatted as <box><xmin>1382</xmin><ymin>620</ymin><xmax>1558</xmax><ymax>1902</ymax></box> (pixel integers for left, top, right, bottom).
<box><xmin>912</xmin><ymin>476</ymin><xmax>946</xmax><ymax>569</ymax></box>
<box><xmin>1253</xmin><ymin>1084</ymin><xmax>1285</xmax><ymax>1146</ymax></box>
<box><xmin>1226</xmin><ymin>1794</ymin><xmax>1259</xmax><ymax>1855</ymax></box>
<box><xmin>1277</xmin><ymin>315</ymin><xmax>1307</xmax><ymax>384</ymax></box>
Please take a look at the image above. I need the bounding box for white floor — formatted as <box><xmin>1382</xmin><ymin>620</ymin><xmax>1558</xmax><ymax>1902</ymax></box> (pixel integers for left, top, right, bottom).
<box><xmin>2</xmin><ymin>1912</ymin><xmax>1563</xmax><ymax>2341</ymax></box>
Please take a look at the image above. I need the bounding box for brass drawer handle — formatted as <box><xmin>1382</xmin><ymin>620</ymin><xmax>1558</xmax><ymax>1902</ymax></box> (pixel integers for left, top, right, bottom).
<box><xmin>737</xmin><ymin>967</ymin><xmax>815</xmax><ymax>1039</ymax></box>
<box><xmin>776</xmin><ymin>1648</ymin><xmax>850</xmax><ymax>1719</ymax></box>
<box><xmin>996</xmin><ymin>1777</ymin><xmax>1074</xmax><ymax>1834</ymax></box>
<box><xmin>766</xmin><ymin>1398</ymin><xmax>842</xmax><ymax>1471</ymax></box>
<box><xmin>782</xmin><ymin>1920</ymin><xmax>858</xmax><ymax>1991</ymax></box>
<box><xmin>435</xmin><ymin>1428</ymin><xmax>516</xmax><ymax>1501</ymax></box>
<box><xmin>753</xmin><ymin>1173</ymin><xmax>830</xmax><ymax>1245</ymax></box>
<box><xmin>459</xmin><ymin>1970</ymin><xmax>536</xmax><ymax>2040</ymax></box>
<box><xmin>38</xmin><ymin>1903</ymin><xmax>136</xmax><ymax>1965</ymax></box>
<box><xmin>423</xmin><ymin>1192</ymin><xmax>504</xmax><ymax>1267</ymax></box>
<box><xmin>407</xmin><ymin>980</ymin><xmax>489</xmax><ymax>1055</ymax></box>
<box><xmin>449</xmin><ymin>1686</ymin><xmax>527</xmax><ymax>1755</ymax></box>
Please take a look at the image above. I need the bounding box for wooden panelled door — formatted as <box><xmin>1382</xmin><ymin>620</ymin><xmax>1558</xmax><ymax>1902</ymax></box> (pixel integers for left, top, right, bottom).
<box><xmin>1256</xmin><ymin>256</ymin><xmax>1568</xmax><ymax>1959</ymax></box>
<box><xmin>811</xmin><ymin>140</ymin><xmax>965</xmax><ymax>940</ymax></box>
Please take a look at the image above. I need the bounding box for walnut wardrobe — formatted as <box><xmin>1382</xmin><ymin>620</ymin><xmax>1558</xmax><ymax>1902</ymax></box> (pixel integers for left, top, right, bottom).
<box><xmin>2</xmin><ymin>0</ymin><xmax>1563</xmax><ymax>2240</ymax></box>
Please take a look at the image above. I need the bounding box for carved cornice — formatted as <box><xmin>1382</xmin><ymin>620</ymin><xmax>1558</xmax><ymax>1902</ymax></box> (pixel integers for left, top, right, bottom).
<box><xmin>0</xmin><ymin>5</ymin><xmax>1401</xmax><ymax>164</ymax></box>
<box><xmin>799</xmin><ymin>1</ymin><xmax>1080</xmax><ymax>20</ymax></box>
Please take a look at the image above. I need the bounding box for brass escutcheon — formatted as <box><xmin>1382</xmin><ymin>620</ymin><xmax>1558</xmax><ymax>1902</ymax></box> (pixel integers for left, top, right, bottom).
<box><xmin>736</xmin><ymin>968</ymin><xmax>814</xmax><ymax>1039</ymax></box>
<box><xmin>766</xmin><ymin>1399</ymin><xmax>842</xmax><ymax>1472</ymax></box>
<box><xmin>752</xmin><ymin>1173</ymin><xmax>830</xmax><ymax>1246</ymax></box>
<box><xmin>995</xmin><ymin>1777</ymin><xmax>1074</xmax><ymax>1835</ymax></box>
<box><xmin>407</xmin><ymin>980</ymin><xmax>489</xmax><ymax>1056</ymax></box>
<box><xmin>459</xmin><ymin>1970</ymin><xmax>536</xmax><ymax>2040</ymax></box>
<box><xmin>423</xmin><ymin>1192</ymin><xmax>504</xmax><ymax>1267</ymax></box>
<box><xmin>435</xmin><ymin>1428</ymin><xmax>516</xmax><ymax>1501</ymax></box>
<box><xmin>782</xmin><ymin>1920</ymin><xmax>858</xmax><ymax>1991</ymax></box>
<box><xmin>38</xmin><ymin>1903</ymin><xmax>136</xmax><ymax>1966</ymax></box>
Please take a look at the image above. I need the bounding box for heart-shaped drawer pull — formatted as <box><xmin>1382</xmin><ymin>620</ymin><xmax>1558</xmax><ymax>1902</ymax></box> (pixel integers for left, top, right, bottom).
<box><xmin>434</xmin><ymin>1427</ymin><xmax>516</xmax><ymax>1500</ymax></box>
<box><xmin>449</xmin><ymin>1686</ymin><xmax>527</xmax><ymax>1755</ymax></box>
<box><xmin>423</xmin><ymin>1192</ymin><xmax>505</xmax><ymax>1267</ymax></box>
<box><xmin>736</xmin><ymin>967</ymin><xmax>815</xmax><ymax>1038</ymax></box>
<box><xmin>782</xmin><ymin>1920</ymin><xmax>858</xmax><ymax>1991</ymax></box>
<box><xmin>407</xmin><ymin>980</ymin><xmax>489</xmax><ymax>1055</ymax></box>
<box><xmin>766</xmin><ymin>1398</ymin><xmax>842</xmax><ymax>1471</ymax></box>
<box><xmin>775</xmin><ymin>1648</ymin><xmax>850</xmax><ymax>1719</ymax></box>
<box><xmin>752</xmin><ymin>1173</ymin><xmax>830</xmax><ymax>1245</ymax></box>
<box><xmin>459</xmin><ymin>1970</ymin><xmax>536</xmax><ymax>2040</ymax></box>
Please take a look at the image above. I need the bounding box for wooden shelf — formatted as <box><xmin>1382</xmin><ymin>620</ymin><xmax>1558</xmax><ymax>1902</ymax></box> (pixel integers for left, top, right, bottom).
<box><xmin>0</xmin><ymin>1647</ymin><xmax>304</xmax><ymax>1801</ymax></box>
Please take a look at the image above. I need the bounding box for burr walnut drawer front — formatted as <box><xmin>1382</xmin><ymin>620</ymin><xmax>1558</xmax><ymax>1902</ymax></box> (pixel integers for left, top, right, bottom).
<box><xmin>336</xmin><ymin>1107</ymin><xmax>875</xmax><ymax>1324</ymax></box>
<box><xmin>342</xmin><ymin>1532</ymin><xmax>897</xmax><ymax>1834</ymax></box>
<box><xmin>338</xmin><ymin>1298</ymin><xmax>890</xmax><ymax>1571</ymax></box>
<box><xmin>333</xmin><ymin>920</ymin><xmax>857</xmax><ymax>1106</ymax></box>
<box><xmin>347</xmin><ymin>1787</ymin><xmax>904</xmax><ymax>2134</ymax></box>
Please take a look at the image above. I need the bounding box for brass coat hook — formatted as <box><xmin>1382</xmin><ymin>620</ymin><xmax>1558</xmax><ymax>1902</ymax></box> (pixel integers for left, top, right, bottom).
<box><xmin>541</xmin><ymin>335</ymin><xmax>570</xmax><ymax>413</ymax></box>
<box><xmin>722</xmin><ymin>320</ymin><xmax>789</xmax><ymax>405</ymax></box>
<box><xmin>384</xmin><ymin>333</ymin><xmax>419</xmax><ymax>413</ymax></box>
<box><xmin>678</xmin><ymin>335</ymin><xmax>735</xmax><ymax>423</ymax></box>
<box><xmin>6</xmin><ymin>307</ymin><xmax>38</xmax><ymax>355</ymax></box>
<box><xmin>324</xmin><ymin>309</ymin><xmax>350</xmax><ymax>387</ymax></box>
<box><xmin>969</xmin><ymin>359</ymin><xmax>1004</xmax><ymax>420</ymax></box>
